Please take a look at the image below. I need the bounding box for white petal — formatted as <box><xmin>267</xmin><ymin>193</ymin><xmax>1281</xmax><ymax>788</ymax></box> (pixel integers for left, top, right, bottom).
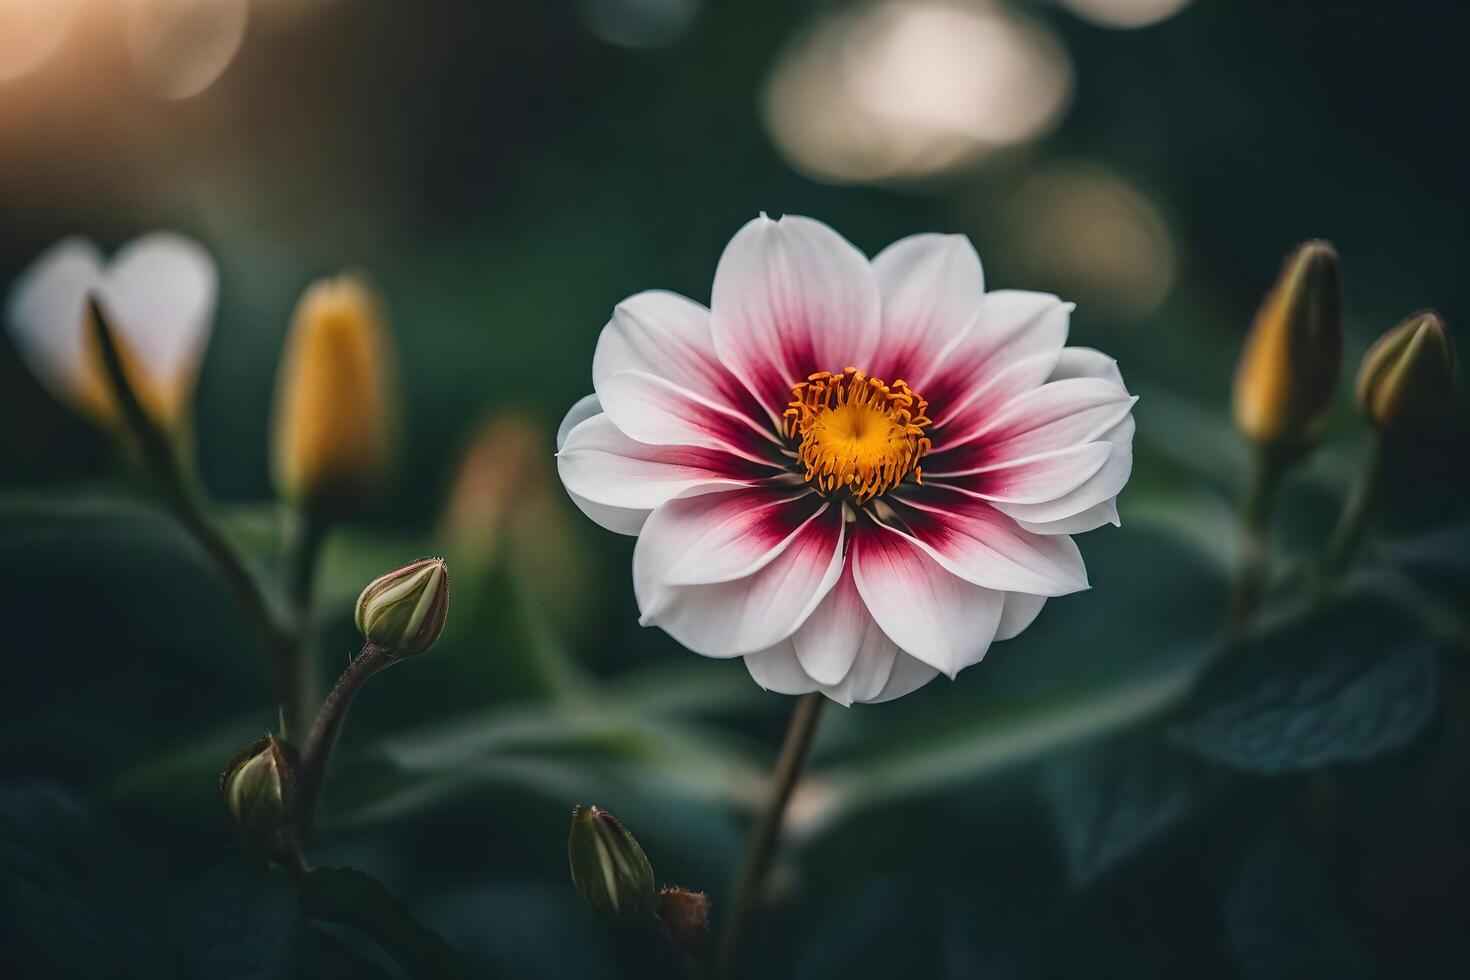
<box><xmin>99</xmin><ymin>232</ymin><xmax>217</xmax><ymax>393</ymax></box>
<box><xmin>867</xmin><ymin>652</ymin><xmax>941</xmax><ymax>704</ymax></box>
<box><xmin>790</xmin><ymin>560</ymin><xmax>866</xmax><ymax>685</ymax></box>
<box><xmin>7</xmin><ymin>233</ymin><xmax>216</xmax><ymax>422</ymax></box>
<box><xmin>597</xmin><ymin>369</ymin><xmax>783</xmax><ymax>464</ymax></box>
<box><xmin>556</xmin><ymin>393</ymin><xmax>603</xmax><ymax>451</ymax></box>
<box><xmin>593</xmin><ymin>290</ymin><xmax>769</xmax><ymax>433</ymax></box>
<box><xmin>869</xmin><ymin>233</ymin><xmax>983</xmax><ymax>383</ymax></box>
<box><xmin>927</xmin><ymin>442</ymin><xmax>1112</xmax><ymax>502</ymax></box>
<box><xmin>997</xmin><ymin>415</ymin><xmax>1135</xmax><ymax>531</ymax></box>
<box><xmin>7</xmin><ymin>237</ymin><xmax>105</xmax><ymax>401</ymax></box>
<box><xmin>635</xmin><ymin>500</ymin><xmax>845</xmax><ymax>658</ymax></box>
<box><xmin>566</xmin><ymin>491</ymin><xmax>650</xmax><ymax>536</ymax></box>
<box><xmin>1050</xmin><ymin>346</ymin><xmax>1126</xmax><ymax>388</ymax></box>
<box><xmin>881</xmin><ymin>486</ymin><xmax>1090</xmax><ymax>597</ymax></box>
<box><xmin>1016</xmin><ymin>499</ymin><xmax>1120</xmax><ymax>536</ymax></box>
<box><xmin>710</xmin><ymin>214</ymin><xmax>881</xmax><ymax>420</ymax></box>
<box><xmin>555</xmin><ymin>398</ymin><xmax>651</xmax><ymax>535</ymax></box>
<box><xmin>634</xmin><ymin>488</ymin><xmax>827</xmax><ymax>589</ymax></box>
<box><xmin>557</xmin><ymin>413</ymin><xmax>769</xmax><ymax>512</ymax></box>
<box><xmin>918</xmin><ymin>289</ymin><xmax>1070</xmax><ymax>398</ymax></box>
<box><xmin>945</xmin><ymin>377</ymin><xmax>1136</xmax><ymax>461</ymax></box>
<box><xmin>745</xmin><ymin>639</ymin><xmax>821</xmax><ymax>696</ymax></box>
<box><xmin>995</xmin><ymin>592</ymin><xmax>1047</xmax><ymax>642</ymax></box>
<box><xmin>818</xmin><ymin>612</ymin><xmax>902</xmax><ymax>706</ymax></box>
<box><xmin>849</xmin><ymin>521</ymin><xmax>1005</xmax><ymax>678</ymax></box>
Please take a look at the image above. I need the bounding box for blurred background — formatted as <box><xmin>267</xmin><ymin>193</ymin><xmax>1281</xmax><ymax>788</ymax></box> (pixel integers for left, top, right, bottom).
<box><xmin>2</xmin><ymin>1</ymin><xmax>1468</xmax><ymax>977</ymax></box>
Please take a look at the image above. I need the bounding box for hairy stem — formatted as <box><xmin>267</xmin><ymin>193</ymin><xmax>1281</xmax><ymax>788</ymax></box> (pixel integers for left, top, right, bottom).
<box><xmin>297</xmin><ymin>642</ymin><xmax>397</xmax><ymax>837</ymax></box>
<box><xmin>717</xmin><ymin>692</ymin><xmax>825</xmax><ymax>975</ymax></box>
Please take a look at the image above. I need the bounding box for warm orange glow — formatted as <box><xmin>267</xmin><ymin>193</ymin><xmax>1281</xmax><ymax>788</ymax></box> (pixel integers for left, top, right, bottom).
<box><xmin>785</xmin><ymin>368</ymin><xmax>931</xmax><ymax>503</ymax></box>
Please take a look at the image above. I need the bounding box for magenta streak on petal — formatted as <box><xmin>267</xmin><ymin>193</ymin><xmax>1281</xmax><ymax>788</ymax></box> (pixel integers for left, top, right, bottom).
<box><xmin>661</xmin><ymin>382</ymin><xmax>793</xmax><ymax>466</ymax></box>
<box><xmin>880</xmin><ymin>486</ymin><xmax>1089</xmax><ymax>596</ymax></box>
<box><xmin>659</xmin><ymin>488</ymin><xmax>829</xmax><ymax>586</ymax></box>
<box><xmin>652</xmin><ymin>444</ymin><xmax>789</xmax><ymax>482</ymax></box>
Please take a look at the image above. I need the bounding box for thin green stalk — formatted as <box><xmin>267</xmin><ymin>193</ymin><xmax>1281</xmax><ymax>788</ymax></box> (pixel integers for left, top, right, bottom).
<box><xmin>1325</xmin><ymin>433</ymin><xmax>1385</xmax><ymax>577</ymax></box>
<box><xmin>1230</xmin><ymin>448</ymin><xmax>1286</xmax><ymax>634</ymax></box>
<box><xmin>297</xmin><ymin>642</ymin><xmax>398</xmax><ymax>837</ymax></box>
<box><xmin>717</xmin><ymin>692</ymin><xmax>825</xmax><ymax>975</ymax></box>
<box><xmin>88</xmin><ymin>298</ymin><xmax>305</xmax><ymax>734</ymax></box>
<box><xmin>285</xmin><ymin>512</ymin><xmax>330</xmax><ymax>730</ymax></box>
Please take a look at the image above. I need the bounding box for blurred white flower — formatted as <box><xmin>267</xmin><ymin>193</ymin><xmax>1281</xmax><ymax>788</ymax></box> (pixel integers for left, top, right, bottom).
<box><xmin>6</xmin><ymin>233</ymin><xmax>218</xmax><ymax>428</ymax></box>
<box><xmin>1061</xmin><ymin>0</ymin><xmax>1193</xmax><ymax>30</ymax></box>
<box><xmin>557</xmin><ymin>215</ymin><xmax>1135</xmax><ymax>704</ymax></box>
<box><xmin>994</xmin><ymin>162</ymin><xmax>1176</xmax><ymax>319</ymax></box>
<box><xmin>126</xmin><ymin>0</ymin><xmax>250</xmax><ymax>100</ymax></box>
<box><xmin>764</xmin><ymin>0</ymin><xmax>1072</xmax><ymax>184</ymax></box>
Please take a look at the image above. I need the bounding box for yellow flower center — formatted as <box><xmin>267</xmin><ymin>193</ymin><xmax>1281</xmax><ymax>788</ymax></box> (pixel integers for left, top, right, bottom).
<box><xmin>784</xmin><ymin>368</ymin><xmax>932</xmax><ymax>503</ymax></box>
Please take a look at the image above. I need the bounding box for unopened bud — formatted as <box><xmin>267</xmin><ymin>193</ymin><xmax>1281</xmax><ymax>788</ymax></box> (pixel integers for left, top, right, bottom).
<box><xmin>1234</xmin><ymin>241</ymin><xmax>1343</xmax><ymax>450</ymax></box>
<box><xmin>1356</xmin><ymin>310</ymin><xmax>1456</xmax><ymax>430</ymax></box>
<box><xmin>272</xmin><ymin>273</ymin><xmax>394</xmax><ymax>519</ymax></box>
<box><xmin>657</xmin><ymin>886</ymin><xmax>711</xmax><ymax>955</ymax></box>
<box><xmin>354</xmin><ymin>557</ymin><xmax>450</xmax><ymax>658</ymax></box>
<box><xmin>219</xmin><ymin>734</ymin><xmax>298</xmax><ymax>854</ymax></box>
<box><xmin>568</xmin><ymin>805</ymin><xmax>657</xmax><ymax>925</ymax></box>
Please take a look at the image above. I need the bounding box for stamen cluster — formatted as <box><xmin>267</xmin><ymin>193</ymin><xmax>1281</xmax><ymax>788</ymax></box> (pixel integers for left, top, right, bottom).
<box><xmin>783</xmin><ymin>367</ymin><xmax>931</xmax><ymax>503</ymax></box>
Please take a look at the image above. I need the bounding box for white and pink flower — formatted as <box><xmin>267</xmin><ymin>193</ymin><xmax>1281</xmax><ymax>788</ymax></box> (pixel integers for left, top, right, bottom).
<box><xmin>556</xmin><ymin>215</ymin><xmax>1135</xmax><ymax>704</ymax></box>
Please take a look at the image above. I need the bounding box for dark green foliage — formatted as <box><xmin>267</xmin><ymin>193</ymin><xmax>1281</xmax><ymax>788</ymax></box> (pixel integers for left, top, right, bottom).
<box><xmin>1174</xmin><ymin>606</ymin><xmax>1439</xmax><ymax>774</ymax></box>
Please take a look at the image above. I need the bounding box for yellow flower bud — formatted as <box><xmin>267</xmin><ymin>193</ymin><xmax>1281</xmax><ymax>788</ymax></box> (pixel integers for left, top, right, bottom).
<box><xmin>1233</xmin><ymin>241</ymin><xmax>1343</xmax><ymax>450</ymax></box>
<box><xmin>272</xmin><ymin>273</ymin><xmax>394</xmax><ymax>518</ymax></box>
<box><xmin>1356</xmin><ymin>310</ymin><xmax>1456</xmax><ymax>430</ymax></box>
<box><xmin>219</xmin><ymin>733</ymin><xmax>298</xmax><ymax>855</ymax></box>
<box><xmin>355</xmin><ymin>557</ymin><xmax>450</xmax><ymax>658</ymax></box>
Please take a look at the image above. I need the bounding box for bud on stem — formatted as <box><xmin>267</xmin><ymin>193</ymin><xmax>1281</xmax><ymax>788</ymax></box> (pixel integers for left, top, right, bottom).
<box><xmin>1234</xmin><ymin>241</ymin><xmax>1343</xmax><ymax>452</ymax></box>
<box><xmin>568</xmin><ymin>805</ymin><xmax>658</xmax><ymax>926</ymax></box>
<box><xmin>272</xmin><ymin>273</ymin><xmax>395</xmax><ymax>520</ymax></box>
<box><xmin>220</xmin><ymin>733</ymin><xmax>301</xmax><ymax>862</ymax></box>
<box><xmin>1356</xmin><ymin>310</ymin><xmax>1456</xmax><ymax>431</ymax></box>
<box><xmin>355</xmin><ymin>557</ymin><xmax>450</xmax><ymax>658</ymax></box>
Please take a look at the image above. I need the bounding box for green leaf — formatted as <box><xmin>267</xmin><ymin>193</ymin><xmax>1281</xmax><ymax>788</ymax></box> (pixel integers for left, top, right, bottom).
<box><xmin>810</xmin><ymin>527</ymin><xmax>1228</xmax><ymax>828</ymax></box>
<box><xmin>1</xmin><ymin>784</ymin><xmax>164</xmax><ymax>974</ymax></box>
<box><xmin>349</xmin><ymin>704</ymin><xmax>763</xmax><ymax>823</ymax></box>
<box><xmin>298</xmin><ymin>867</ymin><xmax>471</xmax><ymax>980</ymax></box>
<box><xmin>174</xmin><ymin>850</ymin><xmax>300</xmax><ymax>980</ymax></box>
<box><xmin>420</xmin><ymin>881</ymin><xmax>616</xmax><ymax>980</ymax></box>
<box><xmin>1224</xmin><ymin>833</ymin><xmax>1372</xmax><ymax>980</ymax></box>
<box><xmin>1172</xmin><ymin>604</ymin><xmax>1439</xmax><ymax>774</ymax></box>
<box><xmin>291</xmin><ymin>927</ymin><xmax>394</xmax><ymax>980</ymax></box>
<box><xmin>1039</xmin><ymin>734</ymin><xmax>1212</xmax><ymax>885</ymax></box>
<box><xmin>815</xmin><ymin>660</ymin><xmax>1208</xmax><ymax>829</ymax></box>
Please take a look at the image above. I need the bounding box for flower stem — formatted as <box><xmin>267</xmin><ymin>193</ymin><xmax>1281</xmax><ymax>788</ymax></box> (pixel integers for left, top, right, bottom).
<box><xmin>1230</xmin><ymin>447</ymin><xmax>1286</xmax><ymax>634</ymax></box>
<box><xmin>1325</xmin><ymin>432</ymin><xmax>1385</xmax><ymax>577</ymax></box>
<box><xmin>88</xmin><ymin>298</ymin><xmax>304</xmax><ymax>735</ymax></box>
<box><xmin>297</xmin><ymin>642</ymin><xmax>397</xmax><ymax>837</ymax></box>
<box><xmin>717</xmin><ymin>692</ymin><xmax>825</xmax><ymax>975</ymax></box>
<box><xmin>284</xmin><ymin>512</ymin><xmax>330</xmax><ymax>731</ymax></box>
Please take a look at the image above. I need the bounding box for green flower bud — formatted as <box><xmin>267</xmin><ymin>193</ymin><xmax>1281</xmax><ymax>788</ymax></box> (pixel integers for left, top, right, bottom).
<box><xmin>568</xmin><ymin>805</ymin><xmax>657</xmax><ymax>925</ymax></box>
<box><xmin>354</xmin><ymin>557</ymin><xmax>449</xmax><ymax>658</ymax></box>
<box><xmin>219</xmin><ymin>734</ymin><xmax>298</xmax><ymax>854</ymax></box>
<box><xmin>1356</xmin><ymin>310</ymin><xmax>1456</xmax><ymax>430</ymax></box>
<box><xmin>1234</xmin><ymin>241</ymin><xmax>1343</xmax><ymax>450</ymax></box>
